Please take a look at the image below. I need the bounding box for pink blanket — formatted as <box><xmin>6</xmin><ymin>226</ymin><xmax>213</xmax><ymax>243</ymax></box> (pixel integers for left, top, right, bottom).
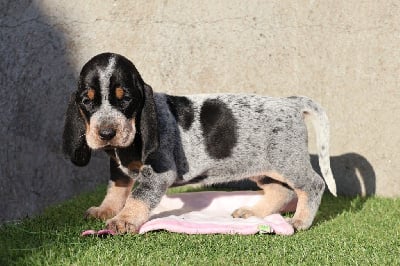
<box><xmin>82</xmin><ymin>191</ymin><xmax>296</xmax><ymax>236</ymax></box>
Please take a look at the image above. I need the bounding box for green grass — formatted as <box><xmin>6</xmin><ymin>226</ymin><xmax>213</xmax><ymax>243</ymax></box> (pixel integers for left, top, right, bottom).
<box><xmin>1</xmin><ymin>186</ymin><xmax>399</xmax><ymax>265</ymax></box>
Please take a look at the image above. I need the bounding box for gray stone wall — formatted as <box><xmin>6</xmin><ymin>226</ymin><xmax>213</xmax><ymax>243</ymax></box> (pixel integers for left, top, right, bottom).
<box><xmin>0</xmin><ymin>1</ymin><xmax>108</xmax><ymax>222</ymax></box>
<box><xmin>1</xmin><ymin>0</ymin><xmax>399</xmax><ymax>222</ymax></box>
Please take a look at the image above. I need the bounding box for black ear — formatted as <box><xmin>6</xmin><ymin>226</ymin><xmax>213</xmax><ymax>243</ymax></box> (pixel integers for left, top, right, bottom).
<box><xmin>140</xmin><ymin>84</ymin><xmax>159</xmax><ymax>163</ymax></box>
<box><xmin>62</xmin><ymin>92</ymin><xmax>91</xmax><ymax>166</ymax></box>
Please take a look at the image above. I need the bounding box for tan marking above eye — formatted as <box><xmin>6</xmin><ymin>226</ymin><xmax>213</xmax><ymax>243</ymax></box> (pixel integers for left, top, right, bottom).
<box><xmin>115</xmin><ymin>87</ymin><xmax>124</xmax><ymax>100</ymax></box>
<box><xmin>87</xmin><ymin>88</ymin><xmax>95</xmax><ymax>100</ymax></box>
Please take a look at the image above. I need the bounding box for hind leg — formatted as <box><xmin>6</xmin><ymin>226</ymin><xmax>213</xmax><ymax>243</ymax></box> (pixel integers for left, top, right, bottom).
<box><xmin>287</xmin><ymin>170</ymin><xmax>326</xmax><ymax>230</ymax></box>
<box><xmin>232</xmin><ymin>176</ymin><xmax>296</xmax><ymax>218</ymax></box>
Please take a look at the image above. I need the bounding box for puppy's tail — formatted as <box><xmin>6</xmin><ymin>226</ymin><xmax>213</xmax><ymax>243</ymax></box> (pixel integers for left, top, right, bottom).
<box><xmin>291</xmin><ymin>96</ymin><xmax>337</xmax><ymax>196</ymax></box>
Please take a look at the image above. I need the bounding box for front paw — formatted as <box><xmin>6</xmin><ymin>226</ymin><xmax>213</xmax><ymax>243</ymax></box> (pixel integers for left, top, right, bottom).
<box><xmin>105</xmin><ymin>198</ymin><xmax>150</xmax><ymax>234</ymax></box>
<box><xmin>231</xmin><ymin>207</ymin><xmax>256</xmax><ymax>219</ymax></box>
<box><xmin>85</xmin><ymin>206</ymin><xmax>117</xmax><ymax>220</ymax></box>
<box><xmin>106</xmin><ymin>215</ymin><xmax>140</xmax><ymax>234</ymax></box>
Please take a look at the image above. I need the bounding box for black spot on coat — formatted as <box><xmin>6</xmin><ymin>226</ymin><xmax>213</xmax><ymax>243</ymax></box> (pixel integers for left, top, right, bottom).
<box><xmin>166</xmin><ymin>95</ymin><xmax>195</xmax><ymax>131</ymax></box>
<box><xmin>200</xmin><ymin>98</ymin><xmax>238</xmax><ymax>159</ymax></box>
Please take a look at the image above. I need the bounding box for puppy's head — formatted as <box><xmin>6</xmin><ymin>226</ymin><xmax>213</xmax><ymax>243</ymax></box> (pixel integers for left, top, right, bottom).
<box><xmin>63</xmin><ymin>53</ymin><xmax>158</xmax><ymax>166</ymax></box>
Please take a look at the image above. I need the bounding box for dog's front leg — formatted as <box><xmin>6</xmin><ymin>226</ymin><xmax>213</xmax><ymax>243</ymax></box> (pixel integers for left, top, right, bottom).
<box><xmin>106</xmin><ymin>166</ymin><xmax>172</xmax><ymax>234</ymax></box>
<box><xmin>85</xmin><ymin>159</ymin><xmax>134</xmax><ymax>220</ymax></box>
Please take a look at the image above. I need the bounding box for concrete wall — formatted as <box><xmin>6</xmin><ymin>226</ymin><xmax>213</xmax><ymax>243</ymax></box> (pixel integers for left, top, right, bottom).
<box><xmin>1</xmin><ymin>0</ymin><xmax>399</xmax><ymax>221</ymax></box>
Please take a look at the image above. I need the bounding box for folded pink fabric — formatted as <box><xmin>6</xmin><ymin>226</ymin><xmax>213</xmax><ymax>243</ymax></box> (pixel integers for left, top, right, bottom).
<box><xmin>139</xmin><ymin>191</ymin><xmax>295</xmax><ymax>235</ymax></box>
<box><xmin>82</xmin><ymin>191</ymin><xmax>296</xmax><ymax>236</ymax></box>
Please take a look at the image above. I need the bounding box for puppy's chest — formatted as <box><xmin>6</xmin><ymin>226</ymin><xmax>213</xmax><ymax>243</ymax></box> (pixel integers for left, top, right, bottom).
<box><xmin>107</xmin><ymin>148</ymin><xmax>143</xmax><ymax>178</ymax></box>
<box><xmin>119</xmin><ymin>160</ymin><xmax>142</xmax><ymax>177</ymax></box>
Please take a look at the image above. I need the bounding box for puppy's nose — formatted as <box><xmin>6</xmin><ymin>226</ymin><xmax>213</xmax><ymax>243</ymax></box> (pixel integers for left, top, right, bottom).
<box><xmin>99</xmin><ymin>128</ymin><xmax>116</xmax><ymax>140</ymax></box>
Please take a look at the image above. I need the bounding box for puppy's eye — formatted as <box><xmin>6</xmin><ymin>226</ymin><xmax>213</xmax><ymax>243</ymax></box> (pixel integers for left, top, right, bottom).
<box><xmin>81</xmin><ymin>96</ymin><xmax>91</xmax><ymax>105</ymax></box>
<box><xmin>122</xmin><ymin>95</ymin><xmax>132</xmax><ymax>102</ymax></box>
<box><xmin>81</xmin><ymin>88</ymin><xmax>95</xmax><ymax>106</ymax></box>
<box><xmin>115</xmin><ymin>86</ymin><xmax>132</xmax><ymax>104</ymax></box>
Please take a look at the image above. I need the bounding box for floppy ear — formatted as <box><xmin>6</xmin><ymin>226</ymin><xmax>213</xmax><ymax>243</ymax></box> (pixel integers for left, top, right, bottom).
<box><xmin>62</xmin><ymin>92</ymin><xmax>91</xmax><ymax>166</ymax></box>
<box><xmin>139</xmin><ymin>84</ymin><xmax>159</xmax><ymax>163</ymax></box>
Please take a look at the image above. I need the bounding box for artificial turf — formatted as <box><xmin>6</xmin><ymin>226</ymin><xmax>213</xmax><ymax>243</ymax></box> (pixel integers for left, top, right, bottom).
<box><xmin>1</xmin><ymin>186</ymin><xmax>399</xmax><ymax>265</ymax></box>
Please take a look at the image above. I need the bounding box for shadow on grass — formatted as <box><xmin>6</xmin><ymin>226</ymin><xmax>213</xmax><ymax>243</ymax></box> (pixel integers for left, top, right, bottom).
<box><xmin>314</xmin><ymin>194</ymin><xmax>369</xmax><ymax>226</ymax></box>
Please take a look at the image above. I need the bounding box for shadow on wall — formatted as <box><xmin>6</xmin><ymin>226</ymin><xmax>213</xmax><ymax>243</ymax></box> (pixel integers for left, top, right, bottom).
<box><xmin>216</xmin><ymin>152</ymin><xmax>376</xmax><ymax>197</ymax></box>
<box><xmin>0</xmin><ymin>1</ymin><xmax>108</xmax><ymax>222</ymax></box>
<box><xmin>310</xmin><ymin>153</ymin><xmax>375</xmax><ymax>196</ymax></box>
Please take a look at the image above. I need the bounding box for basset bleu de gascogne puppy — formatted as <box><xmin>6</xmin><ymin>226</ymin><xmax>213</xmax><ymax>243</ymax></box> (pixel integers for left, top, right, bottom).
<box><xmin>63</xmin><ymin>53</ymin><xmax>336</xmax><ymax>234</ymax></box>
